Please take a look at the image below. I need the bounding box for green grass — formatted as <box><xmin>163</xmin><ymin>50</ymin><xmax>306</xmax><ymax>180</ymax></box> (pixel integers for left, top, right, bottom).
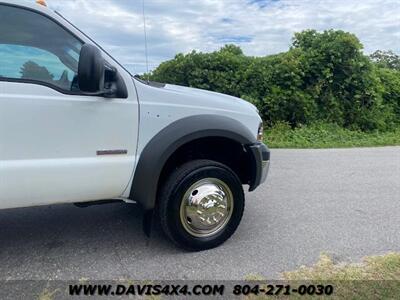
<box><xmin>245</xmin><ymin>253</ymin><xmax>400</xmax><ymax>299</ymax></box>
<box><xmin>283</xmin><ymin>253</ymin><xmax>400</xmax><ymax>281</ymax></box>
<box><xmin>264</xmin><ymin>122</ymin><xmax>400</xmax><ymax>148</ymax></box>
<box><xmin>284</xmin><ymin>253</ymin><xmax>400</xmax><ymax>299</ymax></box>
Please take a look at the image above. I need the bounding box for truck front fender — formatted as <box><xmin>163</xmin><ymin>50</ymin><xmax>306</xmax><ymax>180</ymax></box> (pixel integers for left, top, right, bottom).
<box><xmin>129</xmin><ymin>114</ymin><xmax>257</xmax><ymax>210</ymax></box>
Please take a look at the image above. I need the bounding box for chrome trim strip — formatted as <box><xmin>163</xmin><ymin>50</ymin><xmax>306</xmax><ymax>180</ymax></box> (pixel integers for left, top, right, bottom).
<box><xmin>96</xmin><ymin>150</ymin><xmax>128</xmax><ymax>156</ymax></box>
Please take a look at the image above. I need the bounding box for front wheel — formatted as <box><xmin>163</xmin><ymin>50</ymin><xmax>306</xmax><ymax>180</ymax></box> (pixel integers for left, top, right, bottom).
<box><xmin>158</xmin><ymin>160</ymin><xmax>245</xmax><ymax>251</ymax></box>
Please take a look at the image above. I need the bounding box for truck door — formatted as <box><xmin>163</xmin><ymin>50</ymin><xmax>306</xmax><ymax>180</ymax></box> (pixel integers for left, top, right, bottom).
<box><xmin>0</xmin><ymin>4</ymin><xmax>139</xmax><ymax>209</ymax></box>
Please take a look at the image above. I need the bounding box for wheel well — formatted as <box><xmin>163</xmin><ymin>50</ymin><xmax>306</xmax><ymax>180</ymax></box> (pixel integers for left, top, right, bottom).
<box><xmin>157</xmin><ymin>137</ymin><xmax>252</xmax><ymax>196</ymax></box>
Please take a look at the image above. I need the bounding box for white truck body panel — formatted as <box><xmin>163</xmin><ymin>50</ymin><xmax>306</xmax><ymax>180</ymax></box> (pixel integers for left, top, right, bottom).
<box><xmin>0</xmin><ymin>1</ymin><xmax>262</xmax><ymax>209</ymax></box>
<box><xmin>120</xmin><ymin>80</ymin><xmax>261</xmax><ymax>198</ymax></box>
<box><xmin>0</xmin><ymin>80</ymin><xmax>139</xmax><ymax>209</ymax></box>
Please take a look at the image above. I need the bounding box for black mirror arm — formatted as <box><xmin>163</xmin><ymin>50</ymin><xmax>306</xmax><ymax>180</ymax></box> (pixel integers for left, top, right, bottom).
<box><xmin>80</xmin><ymin>64</ymin><xmax>118</xmax><ymax>98</ymax></box>
<box><xmin>104</xmin><ymin>63</ymin><xmax>117</xmax><ymax>77</ymax></box>
<box><xmin>103</xmin><ymin>86</ymin><xmax>118</xmax><ymax>98</ymax></box>
<box><xmin>103</xmin><ymin>65</ymin><xmax>118</xmax><ymax>98</ymax></box>
<box><xmin>80</xmin><ymin>86</ymin><xmax>117</xmax><ymax>98</ymax></box>
<box><xmin>80</xmin><ymin>90</ymin><xmax>107</xmax><ymax>97</ymax></box>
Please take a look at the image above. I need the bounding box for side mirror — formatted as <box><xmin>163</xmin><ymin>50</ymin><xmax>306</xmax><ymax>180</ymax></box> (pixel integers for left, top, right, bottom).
<box><xmin>78</xmin><ymin>44</ymin><xmax>105</xmax><ymax>94</ymax></box>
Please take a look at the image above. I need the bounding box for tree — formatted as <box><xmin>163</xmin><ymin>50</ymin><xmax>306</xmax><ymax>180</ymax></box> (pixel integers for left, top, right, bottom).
<box><xmin>370</xmin><ymin>50</ymin><xmax>400</xmax><ymax>70</ymax></box>
<box><xmin>291</xmin><ymin>29</ymin><xmax>387</xmax><ymax>130</ymax></box>
<box><xmin>148</xmin><ymin>30</ymin><xmax>400</xmax><ymax>131</ymax></box>
<box><xmin>20</xmin><ymin>61</ymin><xmax>54</xmax><ymax>82</ymax></box>
<box><xmin>149</xmin><ymin>45</ymin><xmax>250</xmax><ymax>98</ymax></box>
<box><xmin>219</xmin><ymin>44</ymin><xmax>243</xmax><ymax>56</ymax></box>
<box><xmin>376</xmin><ymin>67</ymin><xmax>400</xmax><ymax>119</ymax></box>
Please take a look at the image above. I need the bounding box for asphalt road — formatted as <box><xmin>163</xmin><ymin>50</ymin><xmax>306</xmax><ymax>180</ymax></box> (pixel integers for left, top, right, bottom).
<box><xmin>1</xmin><ymin>147</ymin><xmax>399</xmax><ymax>280</ymax></box>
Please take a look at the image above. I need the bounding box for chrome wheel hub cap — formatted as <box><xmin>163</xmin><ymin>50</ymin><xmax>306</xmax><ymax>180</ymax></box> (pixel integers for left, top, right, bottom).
<box><xmin>180</xmin><ymin>178</ymin><xmax>233</xmax><ymax>237</ymax></box>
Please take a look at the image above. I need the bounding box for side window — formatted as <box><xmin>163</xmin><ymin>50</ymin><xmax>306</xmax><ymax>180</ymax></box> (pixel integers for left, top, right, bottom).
<box><xmin>0</xmin><ymin>5</ymin><xmax>83</xmax><ymax>92</ymax></box>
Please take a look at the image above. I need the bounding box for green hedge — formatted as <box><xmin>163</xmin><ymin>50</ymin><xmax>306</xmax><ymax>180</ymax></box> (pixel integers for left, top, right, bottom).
<box><xmin>148</xmin><ymin>30</ymin><xmax>400</xmax><ymax>132</ymax></box>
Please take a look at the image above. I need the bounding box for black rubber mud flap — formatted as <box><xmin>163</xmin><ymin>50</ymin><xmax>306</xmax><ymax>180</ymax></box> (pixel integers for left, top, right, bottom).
<box><xmin>142</xmin><ymin>209</ymin><xmax>154</xmax><ymax>241</ymax></box>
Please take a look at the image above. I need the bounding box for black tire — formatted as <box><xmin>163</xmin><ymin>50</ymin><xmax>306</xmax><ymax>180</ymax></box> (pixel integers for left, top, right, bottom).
<box><xmin>158</xmin><ymin>159</ymin><xmax>245</xmax><ymax>251</ymax></box>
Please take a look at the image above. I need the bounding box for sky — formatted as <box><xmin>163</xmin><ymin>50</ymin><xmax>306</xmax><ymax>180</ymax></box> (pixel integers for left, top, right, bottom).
<box><xmin>43</xmin><ymin>0</ymin><xmax>400</xmax><ymax>74</ymax></box>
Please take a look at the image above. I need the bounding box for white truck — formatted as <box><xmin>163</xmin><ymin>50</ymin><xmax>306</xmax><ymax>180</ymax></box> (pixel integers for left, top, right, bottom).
<box><xmin>0</xmin><ymin>0</ymin><xmax>270</xmax><ymax>250</ymax></box>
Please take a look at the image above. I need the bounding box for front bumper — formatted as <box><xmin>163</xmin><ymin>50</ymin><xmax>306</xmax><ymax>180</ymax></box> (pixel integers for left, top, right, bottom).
<box><xmin>247</xmin><ymin>142</ymin><xmax>270</xmax><ymax>191</ymax></box>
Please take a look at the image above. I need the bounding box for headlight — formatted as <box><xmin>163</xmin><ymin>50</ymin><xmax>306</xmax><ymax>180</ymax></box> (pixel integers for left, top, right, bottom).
<box><xmin>257</xmin><ymin>122</ymin><xmax>264</xmax><ymax>141</ymax></box>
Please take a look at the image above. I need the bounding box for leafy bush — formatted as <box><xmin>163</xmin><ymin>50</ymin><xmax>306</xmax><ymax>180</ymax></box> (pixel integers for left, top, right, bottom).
<box><xmin>148</xmin><ymin>30</ymin><xmax>400</xmax><ymax>132</ymax></box>
<box><xmin>150</xmin><ymin>45</ymin><xmax>251</xmax><ymax>98</ymax></box>
<box><xmin>376</xmin><ymin>67</ymin><xmax>400</xmax><ymax>119</ymax></box>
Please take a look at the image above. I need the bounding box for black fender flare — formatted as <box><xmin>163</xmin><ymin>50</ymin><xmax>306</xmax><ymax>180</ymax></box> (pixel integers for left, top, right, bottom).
<box><xmin>129</xmin><ymin>114</ymin><xmax>257</xmax><ymax>210</ymax></box>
